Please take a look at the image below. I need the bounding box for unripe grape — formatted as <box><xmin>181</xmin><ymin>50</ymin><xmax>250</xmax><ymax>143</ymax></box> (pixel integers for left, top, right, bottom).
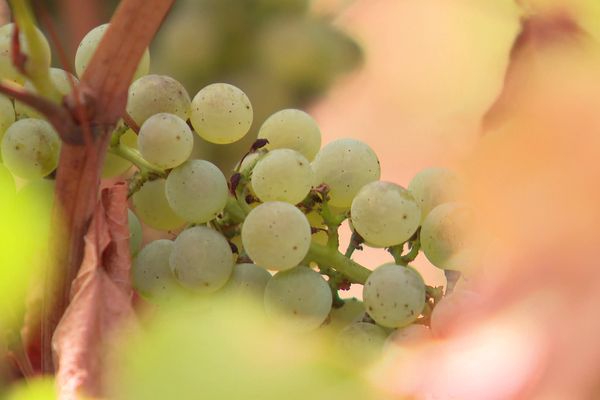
<box><xmin>127</xmin><ymin>74</ymin><xmax>191</xmax><ymax>126</ymax></box>
<box><xmin>337</xmin><ymin>322</ymin><xmax>387</xmax><ymax>363</ymax></box>
<box><xmin>257</xmin><ymin>109</ymin><xmax>321</xmax><ymax>160</ymax></box>
<box><xmin>221</xmin><ymin>263</ymin><xmax>272</xmax><ymax>298</ymax></box>
<box><xmin>75</xmin><ymin>24</ymin><xmax>150</xmax><ymax>80</ymax></box>
<box><xmin>132</xmin><ymin>179</ymin><xmax>185</xmax><ymax>231</ymax></box>
<box><xmin>169</xmin><ymin>226</ymin><xmax>234</xmax><ymax>293</ymax></box>
<box><xmin>312</xmin><ymin>138</ymin><xmax>380</xmax><ymax>208</ymax></box>
<box><xmin>132</xmin><ymin>240</ymin><xmax>179</xmax><ymax>301</ymax></box>
<box><xmin>408</xmin><ymin>167</ymin><xmax>461</xmax><ymax>221</ymax></box>
<box><xmin>190</xmin><ymin>83</ymin><xmax>253</xmax><ymax>144</ymax></box>
<box><xmin>350</xmin><ymin>181</ymin><xmax>421</xmax><ymax>247</ymax></box>
<box><xmin>363</xmin><ymin>263</ymin><xmax>426</xmax><ymax>328</ymax></box>
<box><xmin>165</xmin><ymin>160</ymin><xmax>228</xmax><ymax>223</ymax></box>
<box><xmin>1</xmin><ymin>119</ymin><xmax>60</xmax><ymax>179</ymax></box>
<box><xmin>420</xmin><ymin>202</ymin><xmax>474</xmax><ymax>271</ymax></box>
<box><xmin>128</xmin><ymin>210</ymin><xmax>143</xmax><ymax>256</ymax></box>
<box><xmin>241</xmin><ymin>201</ymin><xmax>311</xmax><ymax>271</ymax></box>
<box><xmin>0</xmin><ymin>23</ymin><xmax>51</xmax><ymax>83</ymax></box>
<box><xmin>264</xmin><ymin>266</ymin><xmax>332</xmax><ymax>331</ymax></box>
<box><xmin>251</xmin><ymin>149</ymin><xmax>313</xmax><ymax>204</ymax></box>
<box><xmin>138</xmin><ymin>113</ymin><xmax>193</xmax><ymax>169</ymax></box>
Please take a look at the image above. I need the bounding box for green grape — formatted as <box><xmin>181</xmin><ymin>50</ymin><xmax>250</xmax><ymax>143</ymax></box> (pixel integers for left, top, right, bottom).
<box><xmin>350</xmin><ymin>181</ymin><xmax>421</xmax><ymax>247</ymax></box>
<box><xmin>75</xmin><ymin>24</ymin><xmax>150</xmax><ymax>80</ymax></box>
<box><xmin>327</xmin><ymin>298</ymin><xmax>365</xmax><ymax>331</ymax></box>
<box><xmin>420</xmin><ymin>203</ymin><xmax>474</xmax><ymax>271</ymax></box>
<box><xmin>312</xmin><ymin>138</ymin><xmax>380</xmax><ymax>208</ymax></box>
<box><xmin>128</xmin><ymin>209</ymin><xmax>143</xmax><ymax>256</ymax></box>
<box><xmin>15</xmin><ymin>68</ymin><xmax>79</xmax><ymax>119</ymax></box>
<box><xmin>1</xmin><ymin>118</ymin><xmax>60</xmax><ymax>179</ymax></box>
<box><xmin>165</xmin><ymin>160</ymin><xmax>228</xmax><ymax>223</ymax></box>
<box><xmin>190</xmin><ymin>83</ymin><xmax>253</xmax><ymax>144</ymax></box>
<box><xmin>241</xmin><ymin>201</ymin><xmax>311</xmax><ymax>271</ymax></box>
<box><xmin>264</xmin><ymin>266</ymin><xmax>332</xmax><ymax>331</ymax></box>
<box><xmin>251</xmin><ymin>148</ymin><xmax>313</xmax><ymax>204</ymax></box>
<box><xmin>102</xmin><ymin>129</ymin><xmax>137</xmax><ymax>178</ymax></box>
<box><xmin>132</xmin><ymin>239</ymin><xmax>179</xmax><ymax>301</ymax></box>
<box><xmin>257</xmin><ymin>109</ymin><xmax>321</xmax><ymax>160</ymax></box>
<box><xmin>336</xmin><ymin>322</ymin><xmax>387</xmax><ymax>363</ymax></box>
<box><xmin>238</xmin><ymin>151</ymin><xmax>261</xmax><ymax>174</ymax></box>
<box><xmin>132</xmin><ymin>179</ymin><xmax>185</xmax><ymax>231</ymax></box>
<box><xmin>221</xmin><ymin>263</ymin><xmax>272</xmax><ymax>298</ymax></box>
<box><xmin>138</xmin><ymin>113</ymin><xmax>193</xmax><ymax>169</ymax></box>
<box><xmin>169</xmin><ymin>226</ymin><xmax>233</xmax><ymax>293</ymax></box>
<box><xmin>0</xmin><ymin>95</ymin><xmax>15</xmax><ymax>139</ymax></box>
<box><xmin>363</xmin><ymin>263</ymin><xmax>426</xmax><ymax>328</ymax></box>
<box><xmin>408</xmin><ymin>167</ymin><xmax>461</xmax><ymax>222</ymax></box>
<box><xmin>0</xmin><ymin>23</ymin><xmax>51</xmax><ymax>84</ymax></box>
<box><xmin>385</xmin><ymin>324</ymin><xmax>432</xmax><ymax>349</ymax></box>
<box><xmin>126</xmin><ymin>74</ymin><xmax>191</xmax><ymax>126</ymax></box>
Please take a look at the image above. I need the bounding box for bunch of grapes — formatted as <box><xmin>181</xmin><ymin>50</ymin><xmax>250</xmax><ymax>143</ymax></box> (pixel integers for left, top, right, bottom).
<box><xmin>0</xmin><ymin>22</ymin><xmax>474</xmax><ymax>366</ymax></box>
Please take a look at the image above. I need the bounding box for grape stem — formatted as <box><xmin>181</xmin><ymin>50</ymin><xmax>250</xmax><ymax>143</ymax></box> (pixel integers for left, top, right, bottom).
<box><xmin>224</xmin><ymin>197</ymin><xmax>246</xmax><ymax>224</ymax></box>
<box><xmin>109</xmin><ymin>142</ymin><xmax>166</xmax><ymax>178</ymax></box>
<box><xmin>305</xmin><ymin>242</ymin><xmax>370</xmax><ymax>285</ymax></box>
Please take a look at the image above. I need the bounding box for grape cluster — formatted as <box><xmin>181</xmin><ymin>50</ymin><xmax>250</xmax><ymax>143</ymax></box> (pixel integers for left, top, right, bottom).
<box><xmin>0</xmin><ymin>22</ymin><xmax>474</xmax><ymax>364</ymax></box>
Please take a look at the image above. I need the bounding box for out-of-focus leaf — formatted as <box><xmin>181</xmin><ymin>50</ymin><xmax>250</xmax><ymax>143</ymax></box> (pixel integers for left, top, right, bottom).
<box><xmin>52</xmin><ymin>183</ymin><xmax>136</xmax><ymax>400</ymax></box>
<box><xmin>4</xmin><ymin>377</ymin><xmax>57</xmax><ymax>400</ymax></box>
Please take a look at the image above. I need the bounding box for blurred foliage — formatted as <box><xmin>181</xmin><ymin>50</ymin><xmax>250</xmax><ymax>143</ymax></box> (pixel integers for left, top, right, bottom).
<box><xmin>3</xmin><ymin>378</ymin><xmax>57</xmax><ymax>400</ymax></box>
<box><xmin>151</xmin><ymin>0</ymin><xmax>362</xmax><ymax>172</ymax></box>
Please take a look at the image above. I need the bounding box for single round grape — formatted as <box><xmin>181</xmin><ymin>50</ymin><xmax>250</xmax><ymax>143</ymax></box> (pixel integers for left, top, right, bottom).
<box><xmin>190</xmin><ymin>83</ymin><xmax>253</xmax><ymax>144</ymax></box>
<box><xmin>126</xmin><ymin>74</ymin><xmax>191</xmax><ymax>126</ymax></box>
<box><xmin>408</xmin><ymin>167</ymin><xmax>461</xmax><ymax>222</ymax></box>
<box><xmin>138</xmin><ymin>113</ymin><xmax>193</xmax><ymax>169</ymax></box>
<box><xmin>337</xmin><ymin>322</ymin><xmax>387</xmax><ymax>362</ymax></box>
<box><xmin>15</xmin><ymin>68</ymin><xmax>79</xmax><ymax>119</ymax></box>
<box><xmin>0</xmin><ymin>95</ymin><xmax>15</xmax><ymax>138</ymax></box>
<box><xmin>132</xmin><ymin>240</ymin><xmax>179</xmax><ymax>300</ymax></box>
<box><xmin>363</xmin><ymin>263</ymin><xmax>426</xmax><ymax>328</ymax></box>
<box><xmin>75</xmin><ymin>24</ymin><xmax>150</xmax><ymax>80</ymax></box>
<box><xmin>165</xmin><ymin>160</ymin><xmax>228</xmax><ymax>223</ymax></box>
<box><xmin>264</xmin><ymin>266</ymin><xmax>332</xmax><ymax>331</ymax></box>
<box><xmin>257</xmin><ymin>109</ymin><xmax>321</xmax><ymax>160</ymax></box>
<box><xmin>132</xmin><ymin>179</ymin><xmax>185</xmax><ymax>231</ymax></box>
<box><xmin>169</xmin><ymin>226</ymin><xmax>233</xmax><ymax>293</ymax></box>
<box><xmin>221</xmin><ymin>263</ymin><xmax>272</xmax><ymax>298</ymax></box>
<box><xmin>312</xmin><ymin>138</ymin><xmax>380</xmax><ymax>208</ymax></box>
<box><xmin>251</xmin><ymin>149</ymin><xmax>313</xmax><ymax>204</ymax></box>
<box><xmin>327</xmin><ymin>298</ymin><xmax>365</xmax><ymax>330</ymax></box>
<box><xmin>0</xmin><ymin>23</ymin><xmax>51</xmax><ymax>83</ymax></box>
<box><xmin>241</xmin><ymin>201</ymin><xmax>311</xmax><ymax>271</ymax></box>
<box><xmin>102</xmin><ymin>129</ymin><xmax>137</xmax><ymax>178</ymax></box>
<box><xmin>128</xmin><ymin>209</ymin><xmax>143</xmax><ymax>256</ymax></box>
<box><xmin>1</xmin><ymin>119</ymin><xmax>60</xmax><ymax>179</ymax></box>
<box><xmin>350</xmin><ymin>181</ymin><xmax>421</xmax><ymax>247</ymax></box>
<box><xmin>420</xmin><ymin>203</ymin><xmax>474</xmax><ymax>271</ymax></box>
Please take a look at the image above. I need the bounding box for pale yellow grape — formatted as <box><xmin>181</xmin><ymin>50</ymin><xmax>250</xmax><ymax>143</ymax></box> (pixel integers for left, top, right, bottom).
<box><xmin>102</xmin><ymin>129</ymin><xmax>137</xmax><ymax>178</ymax></box>
<box><xmin>251</xmin><ymin>149</ymin><xmax>313</xmax><ymax>204</ymax></box>
<box><xmin>420</xmin><ymin>202</ymin><xmax>474</xmax><ymax>271</ymax></box>
<box><xmin>1</xmin><ymin>119</ymin><xmax>60</xmax><ymax>179</ymax></box>
<box><xmin>75</xmin><ymin>24</ymin><xmax>150</xmax><ymax>80</ymax></box>
<box><xmin>165</xmin><ymin>160</ymin><xmax>228</xmax><ymax>223</ymax></box>
<box><xmin>363</xmin><ymin>263</ymin><xmax>426</xmax><ymax>328</ymax></box>
<box><xmin>264</xmin><ymin>266</ymin><xmax>332</xmax><ymax>331</ymax></box>
<box><xmin>312</xmin><ymin>138</ymin><xmax>380</xmax><ymax>208</ymax></box>
<box><xmin>132</xmin><ymin>179</ymin><xmax>185</xmax><ymax>231</ymax></box>
<box><xmin>257</xmin><ymin>109</ymin><xmax>321</xmax><ymax>160</ymax></box>
<box><xmin>0</xmin><ymin>95</ymin><xmax>15</xmax><ymax>139</ymax></box>
<box><xmin>337</xmin><ymin>322</ymin><xmax>387</xmax><ymax>363</ymax></box>
<box><xmin>126</xmin><ymin>74</ymin><xmax>191</xmax><ymax>126</ymax></box>
<box><xmin>138</xmin><ymin>113</ymin><xmax>193</xmax><ymax>169</ymax></box>
<box><xmin>132</xmin><ymin>239</ymin><xmax>179</xmax><ymax>300</ymax></box>
<box><xmin>241</xmin><ymin>201</ymin><xmax>311</xmax><ymax>271</ymax></box>
<box><xmin>169</xmin><ymin>226</ymin><xmax>233</xmax><ymax>293</ymax></box>
<box><xmin>128</xmin><ymin>209</ymin><xmax>143</xmax><ymax>256</ymax></box>
<box><xmin>408</xmin><ymin>167</ymin><xmax>461</xmax><ymax>222</ymax></box>
<box><xmin>15</xmin><ymin>68</ymin><xmax>79</xmax><ymax>118</ymax></box>
<box><xmin>0</xmin><ymin>23</ymin><xmax>51</xmax><ymax>83</ymax></box>
<box><xmin>327</xmin><ymin>298</ymin><xmax>365</xmax><ymax>331</ymax></box>
<box><xmin>350</xmin><ymin>181</ymin><xmax>421</xmax><ymax>247</ymax></box>
<box><xmin>190</xmin><ymin>83</ymin><xmax>253</xmax><ymax>144</ymax></box>
<box><xmin>222</xmin><ymin>263</ymin><xmax>272</xmax><ymax>298</ymax></box>
<box><xmin>238</xmin><ymin>152</ymin><xmax>261</xmax><ymax>174</ymax></box>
